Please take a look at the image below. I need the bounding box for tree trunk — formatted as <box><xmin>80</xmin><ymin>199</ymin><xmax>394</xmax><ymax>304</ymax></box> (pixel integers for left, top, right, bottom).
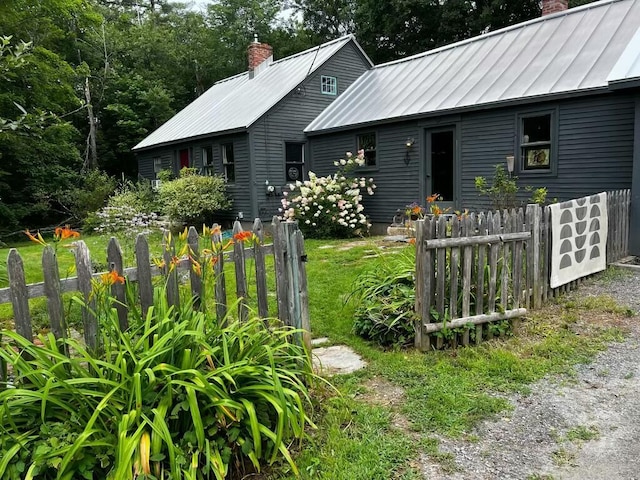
<box><xmin>84</xmin><ymin>77</ymin><xmax>98</xmax><ymax>170</ymax></box>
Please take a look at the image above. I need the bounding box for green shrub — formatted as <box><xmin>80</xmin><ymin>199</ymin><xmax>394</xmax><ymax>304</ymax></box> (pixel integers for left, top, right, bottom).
<box><xmin>0</xmin><ymin>294</ymin><xmax>315</xmax><ymax>479</ymax></box>
<box><xmin>108</xmin><ymin>180</ymin><xmax>160</xmax><ymax>213</ymax></box>
<box><xmin>159</xmin><ymin>170</ymin><xmax>231</xmax><ymax>225</ymax></box>
<box><xmin>63</xmin><ymin>169</ymin><xmax>117</xmax><ymax>224</ymax></box>
<box><xmin>474</xmin><ymin>164</ymin><xmax>518</xmax><ymax>210</ymax></box>
<box><xmin>350</xmin><ymin>250</ymin><xmax>416</xmax><ymax>347</ymax></box>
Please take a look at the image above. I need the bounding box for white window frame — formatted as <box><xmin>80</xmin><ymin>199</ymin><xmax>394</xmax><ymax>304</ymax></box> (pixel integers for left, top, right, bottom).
<box><xmin>153</xmin><ymin>157</ymin><xmax>162</xmax><ymax>177</ymax></box>
<box><xmin>321</xmin><ymin>75</ymin><xmax>337</xmax><ymax>96</ymax></box>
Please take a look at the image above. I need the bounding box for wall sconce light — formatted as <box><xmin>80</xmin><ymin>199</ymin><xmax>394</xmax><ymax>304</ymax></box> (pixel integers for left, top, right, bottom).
<box><xmin>505</xmin><ymin>155</ymin><xmax>515</xmax><ymax>176</ymax></box>
<box><xmin>404</xmin><ymin>137</ymin><xmax>415</xmax><ymax>166</ymax></box>
<box><xmin>265</xmin><ymin>179</ymin><xmax>275</xmax><ymax>196</ymax></box>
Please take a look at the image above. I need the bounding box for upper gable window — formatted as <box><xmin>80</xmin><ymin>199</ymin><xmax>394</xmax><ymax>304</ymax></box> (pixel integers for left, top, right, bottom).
<box><xmin>520</xmin><ymin>113</ymin><xmax>553</xmax><ymax>171</ymax></box>
<box><xmin>321</xmin><ymin>76</ymin><xmax>337</xmax><ymax>96</ymax></box>
<box><xmin>357</xmin><ymin>132</ymin><xmax>377</xmax><ymax>167</ymax></box>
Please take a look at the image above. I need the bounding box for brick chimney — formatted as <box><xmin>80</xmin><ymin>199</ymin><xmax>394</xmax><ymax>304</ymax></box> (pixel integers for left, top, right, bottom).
<box><xmin>542</xmin><ymin>0</ymin><xmax>569</xmax><ymax>16</ymax></box>
<box><xmin>248</xmin><ymin>35</ymin><xmax>272</xmax><ymax>77</ymax></box>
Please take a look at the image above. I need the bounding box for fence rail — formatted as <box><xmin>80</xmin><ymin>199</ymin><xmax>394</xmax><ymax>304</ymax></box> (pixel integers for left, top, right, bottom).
<box><xmin>1</xmin><ymin>218</ymin><xmax>310</xmax><ymax>385</ymax></box>
<box><xmin>414</xmin><ymin>188</ymin><xmax>631</xmax><ymax>351</ymax></box>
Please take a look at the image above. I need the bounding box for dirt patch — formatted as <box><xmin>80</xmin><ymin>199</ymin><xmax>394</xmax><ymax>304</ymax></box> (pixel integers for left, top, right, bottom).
<box><xmin>415</xmin><ymin>271</ymin><xmax>640</xmax><ymax>480</ymax></box>
<box><xmin>357</xmin><ymin>376</ymin><xmax>413</xmax><ymax>432</ymax></box>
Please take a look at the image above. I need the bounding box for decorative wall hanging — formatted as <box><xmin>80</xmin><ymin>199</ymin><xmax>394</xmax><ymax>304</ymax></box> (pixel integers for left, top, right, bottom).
<box><xmin>549</xmin><ymin>192</ymin><xmax>607</xmax><ymax>289</ymax></box>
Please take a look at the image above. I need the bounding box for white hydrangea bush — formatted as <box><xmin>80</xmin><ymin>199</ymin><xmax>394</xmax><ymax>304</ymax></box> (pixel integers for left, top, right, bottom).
<box><xmin>279</xmin><ymin>151</ymin><xmax>376</xmax><ymax>238</ymax></box>
<box><xmin>93</xmin><ymin>205</ymin><xmax>160</xmax><ymax>236</ymax></box>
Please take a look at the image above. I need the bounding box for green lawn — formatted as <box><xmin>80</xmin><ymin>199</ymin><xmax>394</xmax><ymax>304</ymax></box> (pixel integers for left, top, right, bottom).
<box><xmin>0</xmin><ymin>233</ymin><xmax>632</xmax><ymax>479</ymax></box>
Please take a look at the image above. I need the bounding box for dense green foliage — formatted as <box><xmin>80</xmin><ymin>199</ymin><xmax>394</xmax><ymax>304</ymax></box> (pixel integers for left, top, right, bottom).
<box><xmin>0</xmin><ymin>293</ymin><xmax>314</xmax><ymax>479</ymax></box>
<box><xmin>0</xmin><ymin>0</ymin><xmax>599</xmax><ymax>234</ymax></box>
<box><xmin>159</xmin><ymin>169</ymin><xmax>231</xmax><ymax>225</ymax></box>
<box><xmin>350</xmin><ymin>251</ymin><xmax>416</xmax><ymax>347</ymax></box>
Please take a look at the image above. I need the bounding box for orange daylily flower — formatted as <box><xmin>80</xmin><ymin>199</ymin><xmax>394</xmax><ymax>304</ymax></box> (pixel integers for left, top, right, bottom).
<box><xmin>233</xmin><ymin>231</ymin><xmax>253</xmax><ymax>243</ymax></box>
<box><xmin>426</xmin><ymin>193</ymin><xmax>441</xmax><ymax>203</ymax></box>
<box><xmin>190</xmin><ymin>257</ymin><xmax>202</xmax><ymax>276</ymax></box>
<box><xmin>152</xmin><ymin>258</ymin><xmax>166</xmax><ymax>269</ymax></box>
<box><xmin>101</xmin><ymin>269</ymin><xmax>125</xmax><ymax>286</ymax></box>
<box><xmin>411</xmin><ymin>205</ymin><xmax>422</xmax><ymax>216</ymax></box>
<box><xmin>25</xmin><ymin>229</ymin><xmax>47</xmax><ymax>246</ymax></box>
<box><xmin>408</xmin><ymin>238</ymin><xmax>416</xmax><ymax>245</ymax></box>
<box><xmin>432</xmin><ymin>205</ymin><xmax>443</xmax><ymax>216</ymax></box>
<box><xmin>54</xmin><ymin>225</ymin><xmax>80</xmax><ymax>241</ymax></box>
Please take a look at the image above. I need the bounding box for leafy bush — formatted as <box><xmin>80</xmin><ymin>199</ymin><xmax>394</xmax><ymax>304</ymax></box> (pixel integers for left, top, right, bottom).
<box><xmin>475</xmin><ymin>164</ymin><xmax>552</xmax><ymax>209</ymax></box>
<box><xmin>279</xmin><ymin>151</ymin><xmax>375</xmax><ymax>239</ymax></box>
<box><xmin>474</xmin><ymin>164</ymin><xmax>518</xmax><ymax>210</ymax></box>
<box><xmin>0</xmin><ymin>294</ymin><xmax>315</xmax><ymax>479</ymax></box>
<box><xmin>84</xmin><ymin>180</ymin><xmax>161</xmax><ymax>234</ymax></box>
<box><xmin>159</xmin><ymin>168</ymin><xmax>231</xmax><ymax>225</ymax></box>
<box><xmin>350</xmin><ymin>250</ymin><xmax>416</xmax><ymax>347</ymax></box>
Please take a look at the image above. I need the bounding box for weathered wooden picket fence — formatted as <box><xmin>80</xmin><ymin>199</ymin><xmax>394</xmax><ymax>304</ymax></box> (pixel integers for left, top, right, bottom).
<box><xmin>414</xmin><ymin>189</ymin><xmax>631</xmax><ymax>351</ymax></box>
<box><xmin>0</xmin><ymin>217</ymin><xmax>310</xmax><ymax>381</ymax></box>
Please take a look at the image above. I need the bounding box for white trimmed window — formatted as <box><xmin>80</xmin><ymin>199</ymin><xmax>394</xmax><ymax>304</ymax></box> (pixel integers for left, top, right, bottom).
<box><xmin>153</xmin><ymin>157</ymin><xmax>162</xmax><ymax>177</ymax></box>
<box><xmin>321</xmin><ymin>75</ymin><xmax>337</xmax><ymax>96</ymax></box>
<box><xmin>518</xmin><ymin>110</ymin><xmax>556</xmax><ymax>173</ymax></box>
<box><xmin>201</xmin><ymin>146</ymin><xmax>214</xmax><ymax>176</ymax></box>
<box><xmin>222</xmin><ymin>143</ymin><xmax>235</xmax><ymax>183</ymax></box>
<box><xmin>357</xmin><ymin>132</ymin><xmax>377</xmax><ymax>167</ymax></box>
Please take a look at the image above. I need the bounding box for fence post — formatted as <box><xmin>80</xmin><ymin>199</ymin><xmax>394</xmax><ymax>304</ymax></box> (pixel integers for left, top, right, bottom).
<box><xmin>74</xmin><ymin>241</ymin><xmax>99</xmax><ymax>353</ymax></box>
<box><xmin>526</xmin><ymin>204</ymin><xmax>542</xmax><ymax>309</ymax></box>
<box><xmin>415</xmin><ymin>219</ymin><xmax>426</xmax><ymax>350</ymax></box>
<box><xmin>272</xmin><ymin>217</ymin><xmax>289</xmax><ymax>324</ymax></box>
<box><xmin>162</xmin><ymin>231</ymin><xmax>180</xmax><ymax>311</ymax></box>
<box><xmin>107</xmin><ymin>237</ymin><xmax>128</xmax><ymax>331</ymax></box>
<box><xmin>253</xmin><ymin>218</ymin><xmax>269</xmax><ymax>319</ymax></box>
<box><xmin>135</xmin><ymin>234</ymin><xmax>154</xmax><ymax>320</ymax></box>
<box><xmin>212</xmin><ymin>224</ymin><xmax>228</xmax><ymax>323</ymax></box>
<box><xmin>42</xmin><ymin>246</ymin><xmax>67</xmax><ymax>347</ymax></box>
<box><xmin>8</xmin><ymin>249</ymin><xmax>32</xmax><ymax>343</ymax></box>
<box><xmin>273</xmin><ymin>219</ymin><xmax>310</xmax><ymax>352</ymax></box>
<box><xmin>232</xmin><ymin>221</ymin><xmax>249</xmax><ymax>322</ymax></box>
<box><xmin>187</xmin><ymin>227</ymin><xmax>202</xmax><ymax>310</ymax></box>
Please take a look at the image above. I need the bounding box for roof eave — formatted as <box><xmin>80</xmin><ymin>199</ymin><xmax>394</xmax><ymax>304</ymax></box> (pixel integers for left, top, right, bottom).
<box><xmin>607</xmin><ymin>78</ymin><xmax>640</xmax><ymax>90</ymax></box>
<box><xmin>305</xmin><ymin>87</ymin><xmax>613</xmax><ymax>135</ymax></box>
<box><xmin>132</xmin><ymin>127</ymin><xmax>248</xmax><ymax>152</ymax></box>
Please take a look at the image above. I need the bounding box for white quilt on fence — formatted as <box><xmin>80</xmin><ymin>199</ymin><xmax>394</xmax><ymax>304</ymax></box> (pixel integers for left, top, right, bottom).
<box><xmin>549</xmin><ymin>192</ymin><xmax>607</xmax><ymax>289</ymax></box>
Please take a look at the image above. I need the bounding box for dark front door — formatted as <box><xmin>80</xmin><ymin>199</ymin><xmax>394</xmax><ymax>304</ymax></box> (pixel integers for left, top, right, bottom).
<box><xmin>179</xmin><ymin>149</ymin><xmax>190</xmax><ymax>169</ymax></box>
<box><xmin>426</xmin><ymin>128</ymin><xmax>456</xmax><ymax>205</ymax></box>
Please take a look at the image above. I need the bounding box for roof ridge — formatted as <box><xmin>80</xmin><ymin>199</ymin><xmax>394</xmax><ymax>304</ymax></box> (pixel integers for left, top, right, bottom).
<box><xmin>371</xmin><ymin>0</ymin><xmax>626</xmax><ymax>71</ymax></box>
<box><xmin>213</xmin><ymin>35</ymin><xmax>354</xmax><ymax>86</ymax></box>
<box><xmin>270</xmin><ymin>34</ymin><xmax>353</xmax><ymax>66</ymax></box>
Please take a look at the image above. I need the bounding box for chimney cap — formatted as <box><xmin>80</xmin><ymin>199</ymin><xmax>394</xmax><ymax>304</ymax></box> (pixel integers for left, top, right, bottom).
<box><xmin>253</xmin><ymin>33</ymin><xmax>259</xmax><ymax>43</ymax></box>
<box><xmin>542</xmin><ymin>0</ymin><xmax>569</xmax><ymax>16</ymax></box>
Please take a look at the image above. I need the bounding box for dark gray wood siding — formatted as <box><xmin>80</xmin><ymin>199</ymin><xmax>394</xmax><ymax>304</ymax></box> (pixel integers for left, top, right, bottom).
<box><xmin>630</xmin><ymin>95</ymin><xmax>640</xmax><ymax>256</ymax></box>
<box><xmin>249</xmin><ymin>41</ymin><xmax>370</xmax><ymax>219</ymax></box>
<box><xmin>309</xmin><ymin>124</ymin><xmax>423</xmax><ymax>223</ymax></box>
<box><xmin>310</xmin><ymin>91</ymin><xmax>636</xmax><ymax>223</ymax></box>
<box><xmin>135</xmin><ymin>134</ymin><xmax>250</xmax><ymax>221</ymax></box>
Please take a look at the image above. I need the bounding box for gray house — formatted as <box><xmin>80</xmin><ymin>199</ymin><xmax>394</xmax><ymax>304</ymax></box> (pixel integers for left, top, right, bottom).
<box><xmin>133</xmin><ymin>35</ymin><xmax>372</xmax><ymax>221</ymax></box>
<box><xmin>304</xmin><ymin>0</ymin><xmax>640</xmax><ymax>253</ymax></box>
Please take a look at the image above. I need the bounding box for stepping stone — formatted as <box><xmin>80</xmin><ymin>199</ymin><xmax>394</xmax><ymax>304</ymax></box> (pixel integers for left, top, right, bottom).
<box><xmin>311</xmin><ymin>337</ymin><xmax>330</xmax><ymax>346</ymax></box>
<box><xmin>312</xmin><ymin>345</ymin><xmax>367</xmax><ymax>375</ymax></box>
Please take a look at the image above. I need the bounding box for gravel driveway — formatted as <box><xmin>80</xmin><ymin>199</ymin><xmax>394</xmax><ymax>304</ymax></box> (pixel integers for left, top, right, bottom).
<box><xmin>420</xmin><ymin>268</ymin><xmax>640</xmax><ymax>480</ymax></box>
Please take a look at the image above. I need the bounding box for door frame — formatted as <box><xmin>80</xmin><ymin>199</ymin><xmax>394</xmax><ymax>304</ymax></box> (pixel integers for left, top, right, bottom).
<box><xmin>422</xmin><ymin>124</ymin><xmax>461</xmax><ymax>209</ymax></box>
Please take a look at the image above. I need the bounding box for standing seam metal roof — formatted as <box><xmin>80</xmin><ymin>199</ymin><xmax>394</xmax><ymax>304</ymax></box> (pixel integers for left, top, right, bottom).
<box><xmin>305</xmin><ymin>0</ymin><xmax>640</xmax><ymax>133</ymax></box>
<box><xmin>133</xmin><ymin>35</ymin><xmax>370</xmax><ymax>150</ymax></box>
